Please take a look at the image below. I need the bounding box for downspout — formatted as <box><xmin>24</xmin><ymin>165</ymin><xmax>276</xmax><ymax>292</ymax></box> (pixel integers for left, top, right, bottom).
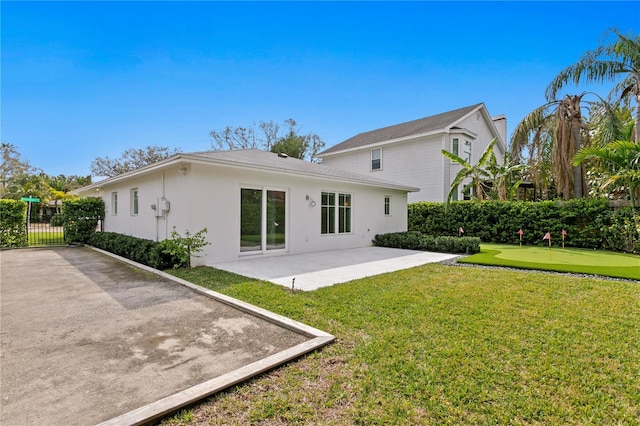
<box><xmin>155</xmin><ymin>171</ymin><xmax>166</xmax><ymax>242</ymax></box>
<box><xmin>163</xmin><ymin>170</ymin><xmax>168</xmax><ymax>241</ymax></box>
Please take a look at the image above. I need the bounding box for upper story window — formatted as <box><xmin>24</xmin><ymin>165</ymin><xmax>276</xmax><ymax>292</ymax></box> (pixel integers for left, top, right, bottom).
<box><xmin>452</xmin><ymin>138</ymin><xmax>459</xmax><ymax>156</ymax></box>
<box><xmin>111</xmin><ymin>192</ymin><xmax>118</xmax><ymax>215</ymax></box>
<box><xmin>131</xmin><ymin>188</ymin><xmax>139</xmax><ymax>215</ymax></box>
<box><xmin>463</xmin><ymin>140</ymin><xmax>472</xmax><ymax>163</ymax></box>
<box><xmin>371</xmin><ymin>148</ymin><xmax>382</xmax><ymax>171</ymax></box>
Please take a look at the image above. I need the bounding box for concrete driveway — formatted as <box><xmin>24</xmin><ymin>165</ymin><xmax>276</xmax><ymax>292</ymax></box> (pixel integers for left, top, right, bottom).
<box><xmin>213</xmin><ymin>246</ymin><xmax>459</xmax><ymax>291</ymax></box>
<box><xmin>0</xmin><ymin>247</ymin><xmax>333</xmax><ymax>426</ymax></box>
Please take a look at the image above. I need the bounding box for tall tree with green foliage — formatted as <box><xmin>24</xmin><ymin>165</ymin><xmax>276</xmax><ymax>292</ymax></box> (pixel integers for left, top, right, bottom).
<box><xmin>573</xmin><ymin>139</ymin><xmax>640</xmax><ymax>212</ymax></box>
<box><xmin>90</xmin><ymin>145</ymin><xmax>180</xmax><ymax>178</ymax></box>
<box><xmin>210</xmin><ymin>118</ymin><xmax>325</xmax><ymax>162</ymax></box>
<box><xmin>511</xmin><ymin>93</ymin><xmax>619</xmax><ymax>200</ymax></box>
<box><xmin>0</xmin><ymin>143</ymin><xmax>32</xmax><ymax>197</ymax></box>
<box><xmin>546</xmin><ymin>29</ymin><xmax>640</xmax><ymax>142</ymax></box>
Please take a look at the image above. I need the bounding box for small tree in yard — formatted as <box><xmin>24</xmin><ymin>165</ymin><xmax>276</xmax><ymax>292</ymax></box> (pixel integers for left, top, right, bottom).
<box><xmin>161</xmin><ymin>227</ymin><xmax>210</xmax><ymax>268</ymax></box>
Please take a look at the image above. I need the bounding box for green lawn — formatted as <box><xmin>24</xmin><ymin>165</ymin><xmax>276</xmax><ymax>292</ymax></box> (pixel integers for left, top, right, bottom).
<box><xmin>459</xmin><ymin>243</ymin><xmax>640</xmax><ymax>280</ymax></box>
<box><xmin>27</xmin><ymin>230</ymin><xmax>64</xmax><ymax>246</ymax></box>
<box><xmin>161</xmin><ymin>263</ymin><xmax>640</xmax><ymax>425</ymax></box>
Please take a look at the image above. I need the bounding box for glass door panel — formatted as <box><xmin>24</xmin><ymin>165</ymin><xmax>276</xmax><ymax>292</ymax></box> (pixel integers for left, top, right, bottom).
<box><xmin>240</xmin><ymin>188</ymin><xmax>262</xmax><ymax>252</ymax></box>
<box><xmin>266</xmin><ymin>190</ymin><xmax>286</xmax><ymax>250</ymax></box>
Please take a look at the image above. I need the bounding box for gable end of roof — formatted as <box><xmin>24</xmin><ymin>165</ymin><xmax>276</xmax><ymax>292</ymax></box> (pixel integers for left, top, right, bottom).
<box><xmin>319</xmin><ymin>103</ymin><xmax>484</xmax><ymax>156</ymax></box>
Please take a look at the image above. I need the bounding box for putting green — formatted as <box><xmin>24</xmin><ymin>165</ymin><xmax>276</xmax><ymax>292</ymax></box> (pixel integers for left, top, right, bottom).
<box><xmin>459</xmin><ymin>243</ymin><xmax>640</xmax><ymax>280</ymax></box>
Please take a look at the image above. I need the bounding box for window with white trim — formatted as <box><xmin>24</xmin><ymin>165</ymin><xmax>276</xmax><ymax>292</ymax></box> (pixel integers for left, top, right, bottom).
<box><xmin>130</xmin><ymin>188</ymin><xmax>139</xmax><ymax>215</ymax></box>
<box><xmin>384</xmin><ymin>196</ymin><xmax>390</xmax><ymax>216</ymax></box>
<box><xmin>463</xmin><ymin>140</ymin><xmax>472</xmax><ymax>162</ymax></box>
<box><xmin>111</xmin><ymin>192</ymin><xmax>118</xmax><ymax>215</ymax></box>
<box><xmin>321</xmin><ymin>191</ymin><xmax>352</xmax><ymax>234</ymax></box>
<box><xmin>452</xmin><ymin>138</ymin><xmax>459</xmax><ymax>156</ymax></box>
<box><xmin>371</xmin><ymin>148</ymin><xmax>382</xmax><ymax>171</ymax></box>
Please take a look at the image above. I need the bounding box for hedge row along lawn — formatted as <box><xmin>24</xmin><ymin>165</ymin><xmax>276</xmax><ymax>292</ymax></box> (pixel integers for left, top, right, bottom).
<box><xmin>459</xmin><ymin>243</ymin><xmax>640</xmax><ymax>280</ymax></box>
<box><xmin>162</xmin><ymin>263</ymin><xmax>640</xmax><ymax>425</ymax></box>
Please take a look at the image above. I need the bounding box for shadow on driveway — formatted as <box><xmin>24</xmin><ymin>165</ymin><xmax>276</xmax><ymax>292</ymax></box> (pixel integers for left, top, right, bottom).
<box><xmin>0</xmin><ymin>247</ymin><xmax>333</xmax><ymax>426</ymax></box>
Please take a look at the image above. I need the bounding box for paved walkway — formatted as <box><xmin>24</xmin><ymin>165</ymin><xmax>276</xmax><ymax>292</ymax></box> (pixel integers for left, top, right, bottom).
<box><xmin>213</xmin><ymin>246</ymin><xmax>458</xmax><ymax>291</ymax></box>
<box><xmin>0</xmin><ymin>247</ymin><xmax>332</xmax><ymax>426</ymax></box>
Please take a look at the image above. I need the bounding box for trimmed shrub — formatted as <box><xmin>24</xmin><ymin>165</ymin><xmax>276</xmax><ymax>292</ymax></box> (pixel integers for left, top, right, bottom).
<box><xmin>602</xmin><ymin>208</ymin><xmax>640</xmax><ymax>254</ymax></box>
<box><xmin>408</xmin><ymin>199</ymin><xmax>623</xmax><ymax>250</ymax></box>
<box><xmin>50</xmin><ymin>214</ymin><xmax>64</xmax><ymax>227</ymax></box>
<box><xmin>63</xmin><ymin>198</ymin><xmax>105</xmax><ymax>244</ymax></box>
<box><xmin>88</xmin><ymin>231</ymin><xmax>184</xmax><ymax>269</ymax></box>
<box><xmin>373</xmin><ymin>231</ymin><xmax>481</xmax><ymax>254</ymax></box>
<box><xmin>0</xmin><ymin>199</ymin><xmax>27</xmax><ymax>247</ymax></box>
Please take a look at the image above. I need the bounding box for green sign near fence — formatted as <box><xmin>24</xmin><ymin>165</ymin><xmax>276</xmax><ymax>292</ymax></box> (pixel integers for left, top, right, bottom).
<box><xmin>20</xmin><ymin>197</ymin><xmax>40</xmax><ymax>203</ymax></box>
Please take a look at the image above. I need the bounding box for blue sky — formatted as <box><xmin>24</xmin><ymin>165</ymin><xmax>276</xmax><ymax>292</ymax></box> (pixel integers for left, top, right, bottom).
<box><xmin>2</xmin><ymin>1</ymin><xmax>637</xmax><ymax>177</ymax></box>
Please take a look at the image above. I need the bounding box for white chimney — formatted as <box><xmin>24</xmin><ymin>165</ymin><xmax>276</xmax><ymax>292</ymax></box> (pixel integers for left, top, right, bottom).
<box><xmin>492</xmin><ymin>114</ymin><xmax>507</xmax><ymax>145</ymax></box>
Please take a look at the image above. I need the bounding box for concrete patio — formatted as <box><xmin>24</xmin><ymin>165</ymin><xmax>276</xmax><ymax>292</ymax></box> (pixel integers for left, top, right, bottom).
<box><xmin>212</xmin><ymin>246</ymin><xmax>459</xmax><ymax>291</ymax></box>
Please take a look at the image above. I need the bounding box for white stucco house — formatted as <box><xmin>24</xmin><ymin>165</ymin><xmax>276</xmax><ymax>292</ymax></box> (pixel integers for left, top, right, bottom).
<box><xmin>73</xmin><ymin>149</ymin><xmax>418</xmax><ymax>267</ymax></box>
<box><xmin>318</xmin><ymin>103</ymin><xmax>507</xmax><ymax>202</ymax></box>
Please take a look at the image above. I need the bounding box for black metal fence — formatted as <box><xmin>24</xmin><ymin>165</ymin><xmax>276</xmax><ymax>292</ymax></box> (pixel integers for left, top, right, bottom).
<box><xmin>26</xmin><ymin>218</ymin><xmax>65</xmax><ymax>246</ymax></box>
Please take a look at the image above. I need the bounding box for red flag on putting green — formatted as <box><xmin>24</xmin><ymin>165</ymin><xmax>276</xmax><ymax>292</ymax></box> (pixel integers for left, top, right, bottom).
<box><xmin>543</xmin><ymin>232</ymin><xmax>551</xmax><ymax>240</ymax></box>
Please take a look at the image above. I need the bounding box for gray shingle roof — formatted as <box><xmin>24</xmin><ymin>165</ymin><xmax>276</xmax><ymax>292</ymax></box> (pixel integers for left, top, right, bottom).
<box><xmin>319</xmin><ymin>103</ymin><xmax>483</xmax><ymax>156</ymax></box>
<box><xmin>182</xmin><ymin>149</ymin><xmax>418</xmax><ymax>191</ymax></box>
<box><xmin>73</xmin><ymin>149</ymin><xmax>419</xmax><ymax>194</ymax></box>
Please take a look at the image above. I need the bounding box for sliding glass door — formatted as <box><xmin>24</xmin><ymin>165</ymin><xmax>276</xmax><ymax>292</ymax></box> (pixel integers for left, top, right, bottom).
<box><xmin>240</xmin><ymin>189</ymin><xmax>262</xmax><ymax>252</ymax></box>
<box><xmin>240</xmin><ymin>188</ymin><xmax>286</xmax><ymax>253</ymax></box>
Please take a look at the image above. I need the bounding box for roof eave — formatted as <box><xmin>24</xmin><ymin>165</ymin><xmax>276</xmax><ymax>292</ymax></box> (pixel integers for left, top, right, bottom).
<box><xmin>71</xmin><ymin>152</ymin><xmax>419</xmax><ymax>195</ymax></box>
<box><xmin>70</xmin><ymin>155</ymin><xmax>184</xmax><ymax>195</ymax></box>
<box><xmin>319</xmin><ymin>129</ymin><xmax>445</xmax><ymax>158</ymax></box>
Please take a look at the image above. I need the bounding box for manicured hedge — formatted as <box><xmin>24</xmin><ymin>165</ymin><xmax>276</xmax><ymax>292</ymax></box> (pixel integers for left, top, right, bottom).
<box><xmin>88</xmin><ymin>231</ymin><xmax>184</xmax><ymax>270</ymax></box>
<box><xmin>602</xmin><ymin>208</ymin><xmax>640</xmax><ymax>254</ymax></box>
<box><xmin>408</xmin><ymin>199</ymin><xmax>638</xmax><ymax>253</ymax></box>
<box><xmin>373</xmin><ymin>231</ymin><xmax>481</xmax><ymax>254</ymax></box>
<box><xmin>0</xmin><ymin>199</ymin><xmax>27</xmax><ymax>247</ymax></box>
<box><xmin>62</xmin><ymin>198</ymin><xmax>105</xmax><ymax>244</ymax></box>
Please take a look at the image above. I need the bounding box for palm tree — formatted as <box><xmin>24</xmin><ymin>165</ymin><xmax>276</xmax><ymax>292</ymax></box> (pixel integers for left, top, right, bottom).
<box><xmin>573</xmin><ymin>140</ymin><xmax>640</xmax><ymax>212</ymax></box>
<box><xmin>441</xmin><ymin>138</ymin><xmax>497</xmax><ymax>204</ymax></box>
<box><xmin>511</xmin><ymin>94</ymin><xmax>590</xmax><ymax>200</ymax></box>
<box><xmin>510</xmin><ymin>112</ymin><xmax>554</xmax><ymax>199</ymax></box>
<box><xmin>546</xmin><ymin>29</ymin><xmax>640</xmax><ymax>142</ymax></box>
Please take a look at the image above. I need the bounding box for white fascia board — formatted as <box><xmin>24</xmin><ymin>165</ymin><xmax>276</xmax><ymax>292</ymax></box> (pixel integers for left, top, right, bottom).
<box><xmin>446</xmin><ymin>103</ymin><xmax>484</xmax><ymax>131</ymax></box>
<box><xmin>319</xmin><ymin>129</ymin><xmax>445</xmax><ymax>158</ymax></box>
